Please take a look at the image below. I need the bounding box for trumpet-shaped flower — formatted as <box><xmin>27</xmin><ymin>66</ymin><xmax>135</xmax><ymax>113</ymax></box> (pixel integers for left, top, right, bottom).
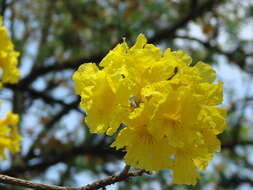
<box><xmin>73</xmin><ymin>63</ymin><xmax>130</xmax><ymax>135</ymax></box>
<box><xmin>73</xmin><ymin>34</ymin><xmax>227</xmax><ymax>185</ymax></box>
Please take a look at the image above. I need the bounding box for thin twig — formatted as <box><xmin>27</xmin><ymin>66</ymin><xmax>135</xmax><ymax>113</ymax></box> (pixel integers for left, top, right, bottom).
<box><xmin>119</xmin><ymin>165</ymin><xmax>131</xmax><ymax>177</ymax></box>
<box><xmin>0</xmin><ymin>167</ymin><xmax>146</xmax><ymax>190</ymax></box>
<box><xmin>0</xmin><ymin>174</ymin><xmax>67</xmax><ymax>190</ymax></box>
<box><xmin>80</xmin><ymin>169</ymin><xmax>146</xmax><ymax>190</ymax></box>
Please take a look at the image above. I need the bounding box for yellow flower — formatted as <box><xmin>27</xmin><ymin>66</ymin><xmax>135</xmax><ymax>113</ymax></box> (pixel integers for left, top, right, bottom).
<box><xmin>112</xmin><ymin>92</ymin><xmax>176</xmax><ymax>171</ymax></box>
<box><xmin>0</xmin><ymin>112</ymin><xmax>21</xmax><ymax>160</ymax></box>
<box><xmin>0</xmin><ymin>17</ymin><xmax>21</xmax><ymax>160</ymax></box>
<box><xmin>0</xmin><ymin>17</ymin><xmax>20</xmax><ymax>87</ymax></box>
<box><xmin>100</xmin><ymin>34</ymin><xmax>175</xmax><ymax>100</ymax></box>
<box><xmin>73</xmin><ymin>34</ymin><xmax>227</xmax><ymax>185</ymax></box>
<box><xmin>73</xmin><ymin>63</ymin><xmax>129</xmax><ymax>135</ymax></box>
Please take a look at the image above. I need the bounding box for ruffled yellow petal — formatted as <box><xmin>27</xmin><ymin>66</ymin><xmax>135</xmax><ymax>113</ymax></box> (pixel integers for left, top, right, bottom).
<box><xmin>131</xmin><ymin>33</ymin><xmax>147</xmax><ymax>50</ymax></box>
<box><xmin>171</xmin><ymin>50</ymin><xmax>193</xmax><ymax>66</ymax></box>
<box><xmin>112</xmin><ymin>126</ymin><xmax>175</xmax><ymax>171</ymax></box>
<box><xmin>197</xmin><ymin>106</ymin><xmax>227</xmax><ymax>135</ymax></box>
<box><xmin>73</xmin><ymin>63</ymin><xmax>130</xmax><ymax>135</ymax></box>
<box><xmin>196</xmin><ymin>81</ymin><xmax>224</xmax><ymax>106</ymax></box>
<box><xmin>173</xmin><ymin>151</ymin><xmax>200</xmax><ymax>185</ymax></box>
<box><xmin>194</xmin><ymin>61</ymin><xmax>216</xmax><ymax>83</ymax></box>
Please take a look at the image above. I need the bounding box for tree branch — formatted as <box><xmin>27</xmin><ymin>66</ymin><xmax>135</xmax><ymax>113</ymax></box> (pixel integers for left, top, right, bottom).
<box><xmin>0</xmin><ymin>174</ymin><xmax>67</xmax><ymax>190</ymax></box>
<box><xmin>0</xmin><ymin>167</ymin><xmax>146</xmax><ymax>190</ymax></box>
<box><xmin>149</xmin><ymin>0</ymin><xmax>217</xmax><ymax>44</ymax></box>
<box><xmin>6</xmin><ymin>84</ymin><xmax>81</xmax><ymax>112</ymax></box>
<box><xmin>80</xmin><ymin>169</ymin><xmax>146</xmax><ymax>190</ymax></box>
<box><xmin>19</xmin><ymin>54</ymin><xmax>103</xmax><ymax>88</ymax></box>
<box><xmin>222</xmin><ymin>140</ymin><xmax>253</xmax><ymax>149</ymax></box>
<box><xmin>0</xmin><ymin>0</ymin><xmax>7</xmax><ymax>17</ymax></box>
<box><xmin>2</xmin><ymin>143</ymin><xmax>123</xmax><ymax>176</ymax></box>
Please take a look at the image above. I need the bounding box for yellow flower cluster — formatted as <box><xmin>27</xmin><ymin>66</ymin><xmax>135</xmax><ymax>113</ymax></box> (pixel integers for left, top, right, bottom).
<box><xmin>0</xmin><ymin>17</ymin><xmax>20</xmax><ymax>87</ymax></box>
<box><xmin>73</xmin><ymin>34</ymin><xmax>227</xmax><ymax>185</ymax></box>
<box><xmin>0</xmin><ymin>112</ymin><xmax>21</xmax><ymax>159</ymax></box>
<box><xmin>0</xmin><ymin>17</ymin><xmax>21</xmax><ymax>160</ymax></box>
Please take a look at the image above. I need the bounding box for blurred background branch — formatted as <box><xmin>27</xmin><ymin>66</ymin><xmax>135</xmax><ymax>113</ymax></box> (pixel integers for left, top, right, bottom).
<box><xmin>0</xmin><ymin>0</ymin><xmax>7</xmax><ymax>17</ymax></box>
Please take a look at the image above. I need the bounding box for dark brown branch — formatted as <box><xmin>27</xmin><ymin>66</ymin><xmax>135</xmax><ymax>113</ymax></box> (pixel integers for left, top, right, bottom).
<box><xmin>149</xmin><ymin>0</ymin><xmax>217</xmax><ymax>44</ymax></box>
<box><xmin>222</xmin><ymin>141</ymin><xmax>253</xmax><ymax>149</ymax></box>
<box><xmin>2</xmin><ymin>144</ymin><xmax>123</xmax><ymax>176</ymax></box>
<box><xmin>19</xmin><ymin>54</ymin><xmax>103</xmax><ymax>88</ymax></box>
<box><xmin>46</xmin><ymin>99</ymin><xmax>81</xmax><ymax>126</ymax></box>
<box><xmin>0</xmin><ymin>0</ymin><xmax>7</xmax><ymax>17</ymax></box>
<box><xmin>0</xmin><ymin>174</ymin><xmax>67</xmax><ymax>190</ymax></box>
<box><xmin>6</xmin><ymin>84</ymin><xmax>81</xmax><ymax>111</ymax></box>
<box><xmin>118</xmin><ymin>165</ymin><xmax>131</xmax><ymax>177</ymax></box>
<box><xmin>23</xmin><ymin>99</ymin><xmax>81</xmax><ymax>161</ymax></box>
<box><xmin>174</xmin><ymin>35</ymin><xmax>238</xmax><ymax>58</ymax></box>
<box><xmin>190</xmin><ymin>0</ymin><xmax>198</xmax><ymax>12</ymax></box>
<box><xmin>219</xmin><ymin>175</ymin><xmax>253</xmax><ymax>187</ymax></box>
<box><xmin>0</xmin><ymin>166</ymin><xmax>146</xmax><ymax>190</ymax></box>
<box><xmin>81</xmin><ymin>169</ymin><xmax>146</xmax><ymax>190</ymax></box>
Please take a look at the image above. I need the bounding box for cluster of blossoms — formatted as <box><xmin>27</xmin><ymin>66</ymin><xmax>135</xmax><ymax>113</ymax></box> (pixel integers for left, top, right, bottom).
<box><xmin>0</xmin><ymin>17</ymin><xmax>21</xmax><ymax>159</ymax></box>
<box><xmin>0</xmin><ymin>112</ymin><xmax>21</xmax><ymax>159</ymax></box>
<box><xmin>0</xmin><ymin>17</ymin><xmax>20</xmax><ymax>87</ymax></box>
<box><xmin>73</xmin><ymin>34</ymin><xmax>227</xmax><ymax>185</ymax></box>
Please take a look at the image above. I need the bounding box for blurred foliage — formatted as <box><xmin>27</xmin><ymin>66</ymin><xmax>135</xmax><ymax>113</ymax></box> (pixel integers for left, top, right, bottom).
<box><xmin>1</xmin><ymin>0</ymin><xmax>253</xmax><ymax>189</ymax></box>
